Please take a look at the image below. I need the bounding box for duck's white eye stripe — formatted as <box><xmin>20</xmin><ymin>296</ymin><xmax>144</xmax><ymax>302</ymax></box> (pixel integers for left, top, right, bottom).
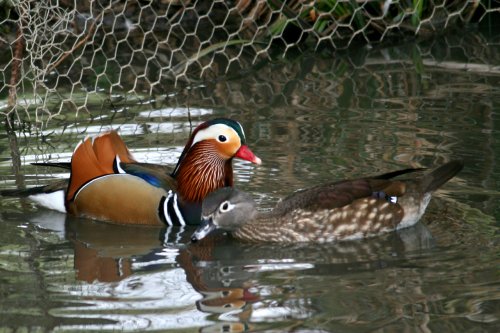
<box><xmin>191</xmin><ymin>124</ymin><xmax>235</xmax><ymax>147</ymax></box>
<box><xmin>237</xmin><ymin>121</ymin><xmax>245</xmax><ymax>141</ymax></box>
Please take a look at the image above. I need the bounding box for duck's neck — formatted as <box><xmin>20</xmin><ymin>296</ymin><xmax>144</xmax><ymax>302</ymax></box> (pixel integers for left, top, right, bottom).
<box><xmin>174</xmin><ymin>142</ymin><xmax>233</xmax><ymax>203</ymax></box>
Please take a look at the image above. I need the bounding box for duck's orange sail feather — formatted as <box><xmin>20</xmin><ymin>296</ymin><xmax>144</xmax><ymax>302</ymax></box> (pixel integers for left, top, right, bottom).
<box><xmin>66</xmin><ymin>131</ymin><xmax>136</xmax><ymax>203</ymax></box>
<box><xmin>92</xmin><ymin>131</ymin><xmax>136</xmax><ymax>165</ymax></box>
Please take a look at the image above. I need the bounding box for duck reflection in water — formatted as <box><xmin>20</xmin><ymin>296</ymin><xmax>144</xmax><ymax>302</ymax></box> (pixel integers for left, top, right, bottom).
<box><xmin>22</xmin><ymin>203</ymin><xmax>441</xmax><ymax>332</ymax></box>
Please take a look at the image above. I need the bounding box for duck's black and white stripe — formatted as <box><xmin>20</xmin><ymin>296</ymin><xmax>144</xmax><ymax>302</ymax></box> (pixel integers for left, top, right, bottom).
<box><xmin>113</xmin><ymin>155</ymin><xmax>186</xmax><ymax>226</ymax></box>
<box><xmin>159</xmin><ymin>190</ymin><xmax>186</xmax><ymax>226</ymax></box>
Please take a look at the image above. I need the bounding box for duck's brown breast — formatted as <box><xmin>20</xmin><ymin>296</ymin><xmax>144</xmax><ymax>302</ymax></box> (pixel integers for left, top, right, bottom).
<box><xmin>68</xmin><ymin>174</ymin><xmax>167</xmax><ymax>225</ymax></box>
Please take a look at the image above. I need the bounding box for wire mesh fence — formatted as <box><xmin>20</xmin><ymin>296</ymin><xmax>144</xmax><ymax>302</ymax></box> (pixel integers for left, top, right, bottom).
<box><xmin>0</xmin><ymin>0</ymin><xmax>499</xmax><ymax>125</ymax></box>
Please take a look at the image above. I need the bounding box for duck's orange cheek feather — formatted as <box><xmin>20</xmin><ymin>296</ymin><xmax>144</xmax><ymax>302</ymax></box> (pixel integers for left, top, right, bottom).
<box><xmin>214</xmin><ymin>140</ymin><xmax>241</xmax><ymax>160</ymax></box>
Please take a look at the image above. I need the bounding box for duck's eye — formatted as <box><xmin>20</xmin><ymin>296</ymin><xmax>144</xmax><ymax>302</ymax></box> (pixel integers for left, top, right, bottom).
<box><xmin>220</xmin><ymin>201</ymin><xmax>232</xmax><ymax>212</ymax></box>
<box><xmin>218</xmin><ymin>135</ymin><xmax>227</xmax><ymax>142</ymax></box>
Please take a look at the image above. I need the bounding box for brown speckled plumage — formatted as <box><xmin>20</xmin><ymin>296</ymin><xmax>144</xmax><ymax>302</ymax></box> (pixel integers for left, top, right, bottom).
<box><xmin>192</xmin><ymin>160</ymin><xmax>463</xmax><ymax>243</ymax></box>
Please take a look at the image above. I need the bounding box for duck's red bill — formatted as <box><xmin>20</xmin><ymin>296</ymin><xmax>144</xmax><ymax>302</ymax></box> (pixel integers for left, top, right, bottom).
<box><xmin>235</xmin><ymin>145</ymin><xmax>262</xmax><ymax>165</ymax></box>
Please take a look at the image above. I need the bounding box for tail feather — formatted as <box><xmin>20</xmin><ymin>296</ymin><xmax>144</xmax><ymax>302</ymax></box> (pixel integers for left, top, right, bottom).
<box><xmin>2</xmin><ymin>131</ymin><xmax>134</xmax><ymax>213</ymax></box>
<box><xmin>374</xmin><ymin>167</ymin><xmax>425</xmax><ymax>180</ymax></box>
<box><xmin>1</xmin><ymin>179</ymin><xmax>68</xmax><ymax>197</ymax></box>
<box><xmin>422</xmin><ymin>160</ymin><xmax>464</xmax><ymax>193</ymax></box>
<box><xmin>31</xmin><ymin>162</ymin><xmax>71</xmax><ymax>169</ymax></box>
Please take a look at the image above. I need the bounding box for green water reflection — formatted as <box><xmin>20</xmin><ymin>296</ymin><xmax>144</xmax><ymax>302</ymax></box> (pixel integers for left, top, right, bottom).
<box><xmin>0</xmin><ymin>29</ymin><xmax>499</xmax><ymax>331</ymax></box>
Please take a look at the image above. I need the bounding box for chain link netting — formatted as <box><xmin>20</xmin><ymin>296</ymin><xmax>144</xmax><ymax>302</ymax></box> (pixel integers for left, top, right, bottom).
<box><xmin>0</xmin><ymin>0</ymin><xmax>499</xmax><ymax>124</ymax></box>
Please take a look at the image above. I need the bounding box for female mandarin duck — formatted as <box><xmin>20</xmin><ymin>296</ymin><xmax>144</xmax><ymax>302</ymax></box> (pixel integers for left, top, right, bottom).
<box><xmin>3</xmin><ymin>118</ymin><xmax>261</xmax><ymax>226</ymax></box>
<box><xmin>191</xmin><ymin>160</ymin><xmax>463</xmax><ymax>243</ymax></box>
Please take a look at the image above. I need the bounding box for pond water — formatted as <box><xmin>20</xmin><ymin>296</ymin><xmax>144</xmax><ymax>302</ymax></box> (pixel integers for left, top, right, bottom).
<box><xmin>0</xmin><ymin>28</ymin><xmax>499</xmax><ymax>332</ymax></box>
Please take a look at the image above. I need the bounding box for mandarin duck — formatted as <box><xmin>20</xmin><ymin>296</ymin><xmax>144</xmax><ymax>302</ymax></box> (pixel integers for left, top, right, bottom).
<box><xmin>191</xmin><ymin>160</ymin><xmax>463</xmax><ymax>243</ymax></box>
<box><xmin>2</xmin><ymin>118</ymin><xmax>261</xmax><ymax>226</ymax></box>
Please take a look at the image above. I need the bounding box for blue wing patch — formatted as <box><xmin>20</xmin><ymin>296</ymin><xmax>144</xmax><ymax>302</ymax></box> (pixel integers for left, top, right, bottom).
<box><xmin>133</xmin><ymin>172</ymin><xmax>162</xmax><ymax>187</ymax></box>
<box><xmin>372</xmin><ymin>191</ymin><xmax>398</xmax><ymax>204</ymax></box>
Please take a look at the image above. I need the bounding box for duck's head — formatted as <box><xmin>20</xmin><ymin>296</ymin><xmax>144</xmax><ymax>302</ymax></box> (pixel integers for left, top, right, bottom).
<box><xmin>172</xmin><ymin>118</ymin><xmax>261</xmax><ymax>203</ymax></box>
<box><xmin>191</xmin><ymin>187</ymin><xmax>256</xmax><ymax>242</ymax></box>
<box><xmin>172</xmin><ymin>118</ymin><xmax>261</xmax><ymax>174</ymax></box>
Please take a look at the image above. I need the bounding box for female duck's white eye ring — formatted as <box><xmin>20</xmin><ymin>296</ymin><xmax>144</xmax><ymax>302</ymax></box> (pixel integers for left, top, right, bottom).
<box><xmin>220</xmin><ymin>200</ymin><xmax>234</xmax><ymax>213</ymax></box>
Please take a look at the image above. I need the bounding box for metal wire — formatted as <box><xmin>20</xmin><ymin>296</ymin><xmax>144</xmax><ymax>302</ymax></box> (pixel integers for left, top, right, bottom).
<box><xmin>0</xmin><ymin>0</ymin><xmax>498</xmax><ymax>123</ymax></box>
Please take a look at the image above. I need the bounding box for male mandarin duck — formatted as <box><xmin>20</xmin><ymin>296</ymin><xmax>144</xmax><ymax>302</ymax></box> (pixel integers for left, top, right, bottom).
<box><xmin>191</xmin><ymin>160</ymin><xmax>463</xmax><ymax>243</ymax></box>
<box><xmin>2</xmin><ymin>118</ymin><xmax>261</xmax><ymax>226</ymax></box>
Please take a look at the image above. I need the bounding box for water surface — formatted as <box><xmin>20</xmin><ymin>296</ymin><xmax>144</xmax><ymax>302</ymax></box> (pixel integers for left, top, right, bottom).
<box><xmin>0</xmin><ymin>29</ymin><xmax>499</xmax><ymax>332</ymax></box>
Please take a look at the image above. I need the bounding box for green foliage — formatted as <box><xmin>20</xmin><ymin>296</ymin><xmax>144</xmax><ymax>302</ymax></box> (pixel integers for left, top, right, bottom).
<box><xmin>412</xmin><ymin>0</ymin><xmax>424</xmax><ymax>27</ymax></box>
<box><xmin>265</xmin><ymin>0</ymin><xmax>482</xmax><ymax>42</ymax></box>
